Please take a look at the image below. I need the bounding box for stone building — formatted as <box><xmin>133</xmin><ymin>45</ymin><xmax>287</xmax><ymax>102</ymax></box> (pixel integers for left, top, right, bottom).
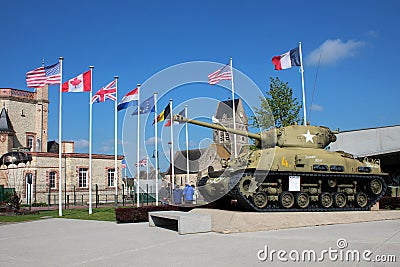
<box><xmin>0</xmin><ymin>86</ymin><xmax>123</xmax><ymax>204</ymax></box>
<box><xmin>166</xmin><ymin>98</ymin><xmax>247</xmax><ymax>186</ymax></box>
<box><xmin>213</xmin><ymin>99</ymin><xmax>248</xmax><ymax>155</ymax></box>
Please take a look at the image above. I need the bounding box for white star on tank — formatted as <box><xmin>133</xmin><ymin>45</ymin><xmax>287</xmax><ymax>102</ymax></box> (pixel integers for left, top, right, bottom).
<box><xmin>302</xmin><ymin>130</ymin><xmax>315</xmax><ymax>143</ymax></box>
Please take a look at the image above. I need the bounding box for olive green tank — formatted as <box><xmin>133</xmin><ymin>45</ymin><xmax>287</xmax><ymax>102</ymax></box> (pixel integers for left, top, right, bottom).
<box><xmin>173</xmin><ymin>114</ymin><xmax>388</xmax><ymax>211</ymax></box>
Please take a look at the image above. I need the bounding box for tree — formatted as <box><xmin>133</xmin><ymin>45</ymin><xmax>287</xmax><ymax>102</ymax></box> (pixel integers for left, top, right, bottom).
<box><xmin>253</xmin><ymin>77</ymin><xmax>302</xmax><ymax>129</ymax></box>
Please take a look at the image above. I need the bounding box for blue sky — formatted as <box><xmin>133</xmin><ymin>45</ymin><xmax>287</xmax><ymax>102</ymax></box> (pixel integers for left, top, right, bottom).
<box><xmin>1</xmin><ymin>1</ymin><xmax>399</xmax><ymax>173</ymax></box>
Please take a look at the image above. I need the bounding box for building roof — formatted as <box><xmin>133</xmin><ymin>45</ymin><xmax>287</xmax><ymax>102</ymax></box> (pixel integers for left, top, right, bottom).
<box><xmin>47</xmin><ymin>140</ymin><xmax>59</xmax><ymax>153</ymax></box>
<box><xmin>210</xmin><ymin>143</ymin><xmax>231</xmax><ymax>159</ymax></box>
<box><xmin>167</xmin><ymin>144</ymin><xmax>230</xmax><ymax>175</ymax></box>
<box><xmin>329</xmin><ymin>125</ymin><xmax>400</xmax><ymax>157</ymax></box>
<box><xmin>0</xmin><ymin>107</ymin><xmax>15</xmax><ymax>134</ymax></box>
<box><xmin>215</xmin><ymin>99</ymin><xmax>240</xmax><ymax>119</ymax></box>
<box><xmin>167</xmin><ymin>148</ymin><xmax>206</xmax><ymax>175</ymax></box>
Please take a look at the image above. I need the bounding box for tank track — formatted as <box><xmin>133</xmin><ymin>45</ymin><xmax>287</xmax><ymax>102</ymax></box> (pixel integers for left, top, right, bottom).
<box><xmin>228</xmin><ymin>171</ymin><xmax>387</xmax><ymax>212</ymax></box>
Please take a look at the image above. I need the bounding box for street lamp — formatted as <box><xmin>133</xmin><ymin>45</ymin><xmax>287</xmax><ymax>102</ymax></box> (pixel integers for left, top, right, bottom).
<box><xmin>152</xmin><ymin>150</ymin><xmax>160</xmax><ymax>173</ymax></box>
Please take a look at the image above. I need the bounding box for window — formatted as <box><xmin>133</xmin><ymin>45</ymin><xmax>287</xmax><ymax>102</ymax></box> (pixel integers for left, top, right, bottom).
<box><xmin>27</xmin><ymin>135</ymin><xmax>34</xmax><ymax>150</ymax></box>
<box><xmin>225</xmin><ymin>132</ymin><xmax>230</xmax><ymax>141</ymax></box>
<box><xmin>79</xmin><ymin>168</ymin><xmax>88</xmax><ymax>188</ymax></box>
<box><xmin>108</xmin><ymin>169</ymin><xmax>115</xmax><ymax>187</ymax></box>
<box><xmin>219</xmin><ymin>131</ymin><xmax>224</xmax><ymax>142</ymax></box>
<box><xmin>49</xmin><ymin>171</ymin><xmax>56</xmax><ymax>189</ymax></box>
<box><xmin>36</xmin><ymin>139</ymin><xmax>41</xmax><ymax>152</ymax></box>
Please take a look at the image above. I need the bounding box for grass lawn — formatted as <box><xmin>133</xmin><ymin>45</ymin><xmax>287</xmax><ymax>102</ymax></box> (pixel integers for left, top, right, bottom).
<box><xmin>0</xmin><ymin>207</ymin><xmax>116</xmax><ymax>223</ymax></box>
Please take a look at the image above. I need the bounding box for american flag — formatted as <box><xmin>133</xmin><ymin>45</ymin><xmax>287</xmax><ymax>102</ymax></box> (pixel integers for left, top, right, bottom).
<box><xmin>91</xmin><ymin>80</ymin><xmax>117</xmax><ymax>104</ymax></box>
<box><xmin>208</xmin><ymin>62</ymin><xmax>232</xmax><ymax>85</ymax></box>
<box><xmin>26</xmin><ymin>62</ymin><xmax>61</xmax><ymax>88</ymax></box>
<box><xmin>135</xmin><ymin>158</ymin><xmax>147</xmax><ymax>167</ymax></box>
<box><xmin>121</xmin><ymin>158</ymin><xmax>127</xmax><ymax>169</ymax></box>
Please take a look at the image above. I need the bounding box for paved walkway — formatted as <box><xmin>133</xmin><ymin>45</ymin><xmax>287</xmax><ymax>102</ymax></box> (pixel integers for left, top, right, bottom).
<box><xmin>0</xmin><ymin>218</ymin><xmax>399</xmax><ymax>266</ymax></box>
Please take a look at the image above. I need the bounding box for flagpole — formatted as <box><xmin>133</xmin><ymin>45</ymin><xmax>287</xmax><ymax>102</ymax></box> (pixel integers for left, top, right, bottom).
<box><xmin>89</xmin><ymin>66</ymin><xmax>94</xmax><ymax>215</ymax></box>
<box><xmin>114</xmin><ymin>76</ymin><xmax>119</xmax><ymax>208</ymax></box>
<box><xmin>185</xmin><ymin>105</ymin><xmax>189</xmax><ymax>185</ymax></box>
<box><xmin>230</xmin><ymin>58</ymin><xmax>237</xmax><ymax>158</ymax></box>
<box><xmin>170</xmin><ymin>99</ymin><xmax>175</xmax><ymax>189</ymax></box>
<box><xmin>146</xmin><ymin>156</ymin><xmax>149</xmax><ymax>180</ymax></box>
<box><xmin>58</xmin><ymin>57</ymin><xmax>64</xmax><ymax>217</ymax></box>
<box><xmin>136</xmin><ymin>84</ymin><xmax>141</xmax><ymax>207</ymax></box>
<box><xmin>299</xmin><ymin>42</ymin><xmax>307</xmax><ymax>125</ymax></box>
<box><xmin>154</xmin><ymin>92</ymin><xmax>159</xmax><ymax>205</ymax></box>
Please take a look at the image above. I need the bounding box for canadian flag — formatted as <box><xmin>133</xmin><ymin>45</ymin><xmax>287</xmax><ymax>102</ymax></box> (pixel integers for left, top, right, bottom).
<box><xmin>62</xmin><ymin>70</ymin><xmax>92</xmax><ymax>92</ymax></box>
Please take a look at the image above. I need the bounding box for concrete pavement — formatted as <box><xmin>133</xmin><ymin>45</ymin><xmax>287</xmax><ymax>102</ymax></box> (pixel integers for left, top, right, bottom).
<box><xmin>0</xmin><ymin>217</ymin><xmax>399</xmax><ymax>266</ymax></box>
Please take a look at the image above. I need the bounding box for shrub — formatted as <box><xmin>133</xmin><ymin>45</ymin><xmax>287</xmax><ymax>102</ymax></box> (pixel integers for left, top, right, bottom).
<box><xmin>115</xmin><ymin>205</ymin><xmax>185</xmax><ymax>223</ymax></box>
<box><xmin>380</xmin><ymin>197</ymin><xmax>400</xmax><ymax>210</ymax></box>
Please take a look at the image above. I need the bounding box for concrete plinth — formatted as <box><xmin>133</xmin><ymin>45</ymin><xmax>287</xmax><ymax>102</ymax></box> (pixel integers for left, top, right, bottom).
<box><xmin>149</xmin><ymin>211</ymin><xmax>211</xmax><ymax>234</ymax></box>
<box><xmin>191</xmin><ymin>208</ymin><xmax>400</xmax><ymax>234</ymax></box>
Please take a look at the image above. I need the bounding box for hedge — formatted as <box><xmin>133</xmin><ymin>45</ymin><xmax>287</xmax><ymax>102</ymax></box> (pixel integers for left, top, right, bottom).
<box><xmin>115</xmin><ymin>205</ymin><xmax>183</xmax><ymax>223</ymax></box>
<box><xmin>379</xmin><ymin>197</ymin><xmax>400</xmax><ymax>210</ymax></box>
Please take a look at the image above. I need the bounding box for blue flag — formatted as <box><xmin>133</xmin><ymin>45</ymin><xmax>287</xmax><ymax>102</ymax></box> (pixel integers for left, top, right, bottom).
<box><xmin>131</xmin><ymin>95</ymin><xmax>155</xmax><ymax>116</ymax></box>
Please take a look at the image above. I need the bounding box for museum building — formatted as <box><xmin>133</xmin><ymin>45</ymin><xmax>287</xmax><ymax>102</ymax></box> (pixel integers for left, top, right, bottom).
<box><xmin>0</xmin><ymin>85</ymin><xmax>123</xmax><ymax>204</ymax></box>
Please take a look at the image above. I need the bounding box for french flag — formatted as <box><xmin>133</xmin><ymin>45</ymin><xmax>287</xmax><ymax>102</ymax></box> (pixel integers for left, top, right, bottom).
<box><xmin>117</xmin><ymin>88</ymin><xmax>139</xmax><ymax>111</ymax></box>
<box><xmin>272</xmin><ymin>46</ymin><xmax>301</xmax><ymax>70</ymax></box>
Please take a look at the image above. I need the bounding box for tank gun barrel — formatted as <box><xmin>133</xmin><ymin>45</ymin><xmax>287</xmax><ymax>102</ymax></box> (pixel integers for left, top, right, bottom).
<box><xmin>173</xmin><ymin>114</ymin><xmax>261</xmax><ymax>140</ymax></box>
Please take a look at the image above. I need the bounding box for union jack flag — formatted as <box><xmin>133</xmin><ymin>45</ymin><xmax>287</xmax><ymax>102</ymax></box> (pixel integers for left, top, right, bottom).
<box><xmin>135</xmin><ymin>158</ymin><xmax>147</xmax><ymax>167</ymax></box>
<box><xmin>91</xmin><ymin>80</ymin><xmax>117</xmax><ymax>104</ymax></box>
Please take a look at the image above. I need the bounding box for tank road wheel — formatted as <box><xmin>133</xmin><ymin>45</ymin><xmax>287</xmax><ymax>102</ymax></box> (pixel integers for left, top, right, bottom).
<box><xmin>253</xmin><ymin>192</ymin><xmax>268</xmax><ymax>209</ymax></box>
<box><xmin>280</xmin><ymin>192</ymin><xmax>295</xmax><ymax>209</ymax></box>
<box><xmin>295</xmin><ymin>192</ymin><xmax>310</xmax><ymax>209</ymax></box>
<box><xmin>370</xmin><ymin>179</ymin><xmax>383</xmax><ymax>195</ymax></box>
<box><xmin>319</xmin><ymin>192</ymin><xmax>333</xmax><ymax>209</ymax></box>
<box><xmin>355</xmin><ymin>192</ymin><xmax>368</xmax><ymax>208</ymax></box>
<box><xmin>334</xmin><ymin>192</ymin><xmax>347</xmax><ymax>208</ymax></box>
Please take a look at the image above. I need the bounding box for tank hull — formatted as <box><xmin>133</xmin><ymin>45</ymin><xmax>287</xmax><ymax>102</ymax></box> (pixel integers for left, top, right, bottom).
<box><xmin>197</xmin><ymin>147</ymin><xmax>388</xmax><ymax>211</ymax></box>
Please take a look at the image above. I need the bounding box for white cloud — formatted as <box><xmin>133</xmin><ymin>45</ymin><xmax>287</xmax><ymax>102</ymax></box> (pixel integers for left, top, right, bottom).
<box><xmin>98</xmin><ymin>139</ymin><xmax>113</xmax><ymax>152</ymax></box>
<box><xmin>145</xmin><ymin>136</ymin><xmax>161</xmax><ymax>145</ymax></box>
<box><xmin>74</xmin><ymin>139</ymin><xmax>89</xmax><ymax>149</ymax></box>
<box><xmin>310</xmin><ymin>104</ymin><xmax>323</xmax><ymax>112</ymax></box>
<box><xmin>306</xmin><ymin>39</ymin><xmax>366</xmax><ymax>66</ymax></box>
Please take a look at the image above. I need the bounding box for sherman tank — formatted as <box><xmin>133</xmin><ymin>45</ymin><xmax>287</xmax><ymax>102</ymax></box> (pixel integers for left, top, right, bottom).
<box><xmin>173</xmin><ymin>114</ymin><xmax>388</xmax><ymax>212</ymax></box>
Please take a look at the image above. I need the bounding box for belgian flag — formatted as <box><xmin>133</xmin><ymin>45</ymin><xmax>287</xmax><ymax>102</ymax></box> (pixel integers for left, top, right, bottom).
<box><xmin>154</xmin><ymin>104</ymin><xmax>170</xmax><ymax>124</ymax></box>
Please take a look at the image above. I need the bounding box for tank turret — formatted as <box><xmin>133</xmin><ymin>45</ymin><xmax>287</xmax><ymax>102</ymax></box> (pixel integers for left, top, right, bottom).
<box><xmin>173</xmin><ymin>114</ymin><xmax>388</xmax><ymax>212</ymax></box>
<box><xmin>173</xmin><ymin>114</ymin><xmax>337</xmax><ymax>149</ymax></box>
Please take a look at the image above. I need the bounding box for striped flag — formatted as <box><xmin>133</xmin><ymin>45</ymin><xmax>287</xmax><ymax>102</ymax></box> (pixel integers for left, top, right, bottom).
<box><xmin>26</xmin><ymin>62</ymin><xmax>61</xmax><ymax>88</ymax></box>
<box><xmin>272</xmin><ymin>46</ymin><xmax>301</xmax><ymax>70</ymax></box>
<box><xmin>121</xmin><ymin>158</ymin><xmax>127</xmax><ymax>169</ymax></box>
<box><xmin>92</xmin><ymin>80</ymin><xmax>117</xmax><ymax>104</ymax></box>
<box><xmin>165</xmin><ymin>108</ymin><xmax>185</xmax><ymax>127</ymax></box>
<box><xmin>154</xmin><ymin>103</ymin><xmax>171</xmax><ymax>124</ymax></box>
<box><xmin>135</xmin><ymin>158</ymin><xmax>147</xmax><ymax>167</ymax></box>
<box><xmin>117</xmin><ymin>88</ymin><xmax>139</xmax><ymax>111</ymax></box>
<box><xmin>208</xmin><ymin>62</ymin><xmax>232</xmax><ymax>85</ymax></box>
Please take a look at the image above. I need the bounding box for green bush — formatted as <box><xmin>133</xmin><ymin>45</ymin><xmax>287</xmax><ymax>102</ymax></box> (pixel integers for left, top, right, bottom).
<box><xmin>115</xmin><ymin>205</ymin><xmax>182</xmax><ymax>223</ymax></box>
<box><xmin>3</xmin><ymin>191</ymin><xmax>13</xmax><ymax>203</ymax></box>
<box><xmin>380</xmin><ymin>196</ymin><xmax>400</xmax><ymax>210</ymax></box>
